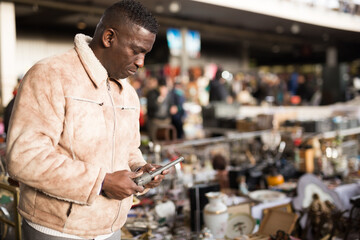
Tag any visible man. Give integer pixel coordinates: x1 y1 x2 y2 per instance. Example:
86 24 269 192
169 79 186 139
146 77 177 141
208 67 229 103
6 1 169 239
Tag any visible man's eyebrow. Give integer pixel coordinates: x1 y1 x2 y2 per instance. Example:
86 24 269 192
132 44 148 53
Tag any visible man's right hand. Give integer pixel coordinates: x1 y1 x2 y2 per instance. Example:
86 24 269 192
101 170 144 200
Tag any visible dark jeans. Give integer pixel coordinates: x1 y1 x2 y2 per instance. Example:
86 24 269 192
22 219 121 240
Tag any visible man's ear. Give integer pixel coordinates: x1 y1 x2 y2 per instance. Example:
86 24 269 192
101 28 115 48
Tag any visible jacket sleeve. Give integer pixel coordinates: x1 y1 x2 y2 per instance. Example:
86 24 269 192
5 63 106 205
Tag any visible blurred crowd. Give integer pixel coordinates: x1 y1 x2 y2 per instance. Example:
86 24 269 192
131 64 322 106
128 64 329 141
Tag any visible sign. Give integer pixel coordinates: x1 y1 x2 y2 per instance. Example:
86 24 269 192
166 28 201 58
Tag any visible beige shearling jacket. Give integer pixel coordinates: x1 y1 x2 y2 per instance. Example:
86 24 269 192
5 34 147 238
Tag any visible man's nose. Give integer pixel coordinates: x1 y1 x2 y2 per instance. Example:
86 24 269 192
134 54 145 68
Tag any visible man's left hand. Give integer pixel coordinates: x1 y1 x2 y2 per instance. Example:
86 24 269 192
137 163 171 188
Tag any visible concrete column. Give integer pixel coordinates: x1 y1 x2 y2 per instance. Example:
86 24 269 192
180 27 189 78
321 46 344 104
240 41 250 72
326 46 337 67
0 2 17 107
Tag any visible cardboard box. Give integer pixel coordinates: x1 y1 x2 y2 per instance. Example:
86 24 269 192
227 202 252 216
236 119 257 132
248 210 298 240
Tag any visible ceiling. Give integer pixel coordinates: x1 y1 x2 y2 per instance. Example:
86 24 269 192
8 0 360 65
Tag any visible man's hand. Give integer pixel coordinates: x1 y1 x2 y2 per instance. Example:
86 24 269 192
170 105 178 115
138 163 171 188
101 170 144 200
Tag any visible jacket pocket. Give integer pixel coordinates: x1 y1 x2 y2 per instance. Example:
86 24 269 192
64 197 120 232
33 190 73 227
63 95 110 166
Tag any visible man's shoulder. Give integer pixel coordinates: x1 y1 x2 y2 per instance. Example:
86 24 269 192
27 49 80 77
36 48 77 67
23 48 80 85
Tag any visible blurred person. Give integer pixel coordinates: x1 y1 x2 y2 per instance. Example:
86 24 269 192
131 77 143 97
237 81 257 105
211 154 229 190
4 77 21 136
197 71 210 106
288 69 299 96
169 79 186 139
253 75 268 105
130 77 148 130
146 77 177 141
208 67 230 103
276 73 289 105
352 67 360 94
266 73 281 105
186 70 200 104
296 74 312 104
6 1 171 239
230 72 244 101
185 66 204 104
143 75 158 96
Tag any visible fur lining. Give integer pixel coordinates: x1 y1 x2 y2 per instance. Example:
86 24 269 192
74 34 108 87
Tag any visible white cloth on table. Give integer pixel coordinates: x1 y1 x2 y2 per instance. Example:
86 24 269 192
251 197 292 220
334 183 360 211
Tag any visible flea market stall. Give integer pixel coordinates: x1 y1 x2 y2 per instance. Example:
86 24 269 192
120 103 360 239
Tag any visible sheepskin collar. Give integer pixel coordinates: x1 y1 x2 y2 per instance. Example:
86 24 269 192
74 34 108 87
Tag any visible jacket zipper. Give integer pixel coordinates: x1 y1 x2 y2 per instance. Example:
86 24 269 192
106 78 122 231
64 96 104 106
106 79 116 171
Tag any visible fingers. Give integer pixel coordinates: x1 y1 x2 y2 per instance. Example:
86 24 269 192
102 162 175 199
134 185 144 194
161 169 171 175
144 174 165 188
102 170 146 200
153 174 165 181
128 163 172 190
130 170 143 179
144 164 157 172
128 172 145 193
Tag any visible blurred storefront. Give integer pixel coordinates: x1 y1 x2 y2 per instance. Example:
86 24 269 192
1 0 360 105
0 0 360 239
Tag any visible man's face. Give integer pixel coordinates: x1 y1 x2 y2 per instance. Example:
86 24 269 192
105 24 156 79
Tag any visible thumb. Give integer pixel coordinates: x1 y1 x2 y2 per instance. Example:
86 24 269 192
130 170 143 179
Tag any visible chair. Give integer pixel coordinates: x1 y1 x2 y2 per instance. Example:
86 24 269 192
292 174 343 239
343 195 360 240
154 124 177 142
0 182 21 240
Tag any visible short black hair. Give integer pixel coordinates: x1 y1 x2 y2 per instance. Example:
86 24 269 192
101 0 159 34
157 77 167 87
212 154 227 171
